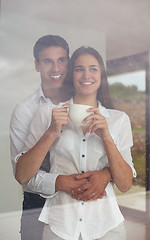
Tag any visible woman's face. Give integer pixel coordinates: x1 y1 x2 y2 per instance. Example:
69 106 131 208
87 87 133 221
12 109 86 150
73 54 101 97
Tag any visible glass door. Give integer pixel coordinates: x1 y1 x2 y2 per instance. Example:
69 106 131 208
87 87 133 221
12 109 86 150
107 52 150 220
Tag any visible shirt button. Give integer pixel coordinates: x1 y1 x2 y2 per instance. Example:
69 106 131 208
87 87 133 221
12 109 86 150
83 139 86 142
79 218 82 221
81 202 84 205
82 154 85 157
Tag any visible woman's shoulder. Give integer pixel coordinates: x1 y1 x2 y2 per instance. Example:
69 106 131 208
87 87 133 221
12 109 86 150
107 108 130 122
99 101 129 121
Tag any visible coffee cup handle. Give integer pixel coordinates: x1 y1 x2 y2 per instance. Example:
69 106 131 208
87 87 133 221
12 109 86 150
63 105 69 112
59 105 70 112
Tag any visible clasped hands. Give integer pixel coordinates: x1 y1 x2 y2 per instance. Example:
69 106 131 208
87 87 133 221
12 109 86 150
56 168 111 201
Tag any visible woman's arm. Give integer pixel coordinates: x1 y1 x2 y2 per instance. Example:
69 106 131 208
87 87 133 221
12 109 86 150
101 136 133 192
83 108 134 193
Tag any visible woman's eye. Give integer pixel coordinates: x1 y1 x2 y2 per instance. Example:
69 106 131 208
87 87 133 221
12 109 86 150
91 68 98 72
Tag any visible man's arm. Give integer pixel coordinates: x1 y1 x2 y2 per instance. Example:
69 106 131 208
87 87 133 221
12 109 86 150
15 104 70 184
11 104 111 200
10 104 32 175
10 104 88 198
24 171 88 198
10 103 52 195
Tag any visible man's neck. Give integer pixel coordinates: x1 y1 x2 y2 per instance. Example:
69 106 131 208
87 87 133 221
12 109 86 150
42 84 65 105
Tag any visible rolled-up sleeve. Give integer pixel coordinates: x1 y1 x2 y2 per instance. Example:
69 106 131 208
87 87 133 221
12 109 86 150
23 170 59 198
17 104 59 197
118 113 136 177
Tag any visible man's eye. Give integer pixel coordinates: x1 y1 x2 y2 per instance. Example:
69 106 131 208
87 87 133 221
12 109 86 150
75 68 84 72
58 57 67 63
43 59 52 64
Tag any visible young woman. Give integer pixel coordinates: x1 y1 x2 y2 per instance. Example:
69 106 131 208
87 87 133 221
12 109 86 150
16 46 136 240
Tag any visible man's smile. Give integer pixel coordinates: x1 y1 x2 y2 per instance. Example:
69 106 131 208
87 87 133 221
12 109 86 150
50 74 63 79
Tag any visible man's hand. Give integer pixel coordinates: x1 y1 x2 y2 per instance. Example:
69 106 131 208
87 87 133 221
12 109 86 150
55 174 88 195
71 168 111 201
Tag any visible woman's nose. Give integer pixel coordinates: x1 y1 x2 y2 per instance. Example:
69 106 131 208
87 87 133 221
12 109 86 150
83 69 90 79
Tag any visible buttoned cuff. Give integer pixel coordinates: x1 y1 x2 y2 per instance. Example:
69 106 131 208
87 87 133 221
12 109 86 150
40 173 59 198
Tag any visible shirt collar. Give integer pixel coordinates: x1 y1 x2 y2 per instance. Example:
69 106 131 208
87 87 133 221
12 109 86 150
39 91 110 119
39 85 71 107
39 85 53 105
97 101 110 119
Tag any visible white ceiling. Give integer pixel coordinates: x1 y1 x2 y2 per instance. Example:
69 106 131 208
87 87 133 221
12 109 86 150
1 0 150 60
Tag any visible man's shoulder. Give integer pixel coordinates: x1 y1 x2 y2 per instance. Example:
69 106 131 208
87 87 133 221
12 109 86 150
10 88 41 123
13 88 40 113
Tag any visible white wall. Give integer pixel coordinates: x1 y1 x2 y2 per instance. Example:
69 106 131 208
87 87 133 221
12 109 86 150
0 11 105 213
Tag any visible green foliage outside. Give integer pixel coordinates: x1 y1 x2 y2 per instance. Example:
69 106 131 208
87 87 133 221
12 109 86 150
109 82 146 186
109 82 145 102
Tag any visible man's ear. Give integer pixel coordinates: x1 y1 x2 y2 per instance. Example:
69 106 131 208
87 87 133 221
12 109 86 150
35 60 40 72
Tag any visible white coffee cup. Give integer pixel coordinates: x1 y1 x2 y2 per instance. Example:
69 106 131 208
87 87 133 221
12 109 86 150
69 104 94 126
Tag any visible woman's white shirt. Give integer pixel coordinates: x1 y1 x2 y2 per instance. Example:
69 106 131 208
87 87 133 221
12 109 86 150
21 99 136 240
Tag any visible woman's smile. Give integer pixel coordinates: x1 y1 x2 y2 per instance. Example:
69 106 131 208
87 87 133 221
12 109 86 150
80 81 94 85
73 54 101 97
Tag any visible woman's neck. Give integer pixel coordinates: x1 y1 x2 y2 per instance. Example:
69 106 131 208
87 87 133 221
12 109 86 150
73 94 97 107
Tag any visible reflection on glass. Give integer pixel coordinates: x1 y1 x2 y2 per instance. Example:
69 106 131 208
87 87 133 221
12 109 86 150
108 70 146 211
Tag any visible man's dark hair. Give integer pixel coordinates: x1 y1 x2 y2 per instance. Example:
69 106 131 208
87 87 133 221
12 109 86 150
33 35 69 63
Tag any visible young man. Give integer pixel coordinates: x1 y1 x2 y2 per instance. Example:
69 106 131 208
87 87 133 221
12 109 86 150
10 35 111 240
10 35 71 240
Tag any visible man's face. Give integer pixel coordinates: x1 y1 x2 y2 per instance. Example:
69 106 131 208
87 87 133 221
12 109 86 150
35 46 68 89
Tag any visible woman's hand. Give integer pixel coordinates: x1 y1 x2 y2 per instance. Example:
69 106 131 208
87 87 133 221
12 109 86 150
83 107 111 140
48 102 70 136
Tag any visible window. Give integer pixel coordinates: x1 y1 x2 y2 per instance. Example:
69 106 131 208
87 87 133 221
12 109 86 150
107 52 150 220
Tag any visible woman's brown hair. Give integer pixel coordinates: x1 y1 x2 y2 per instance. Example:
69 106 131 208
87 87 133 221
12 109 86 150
66 46 113 109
